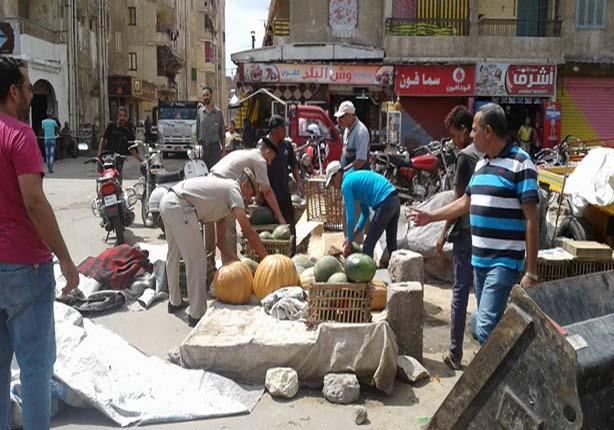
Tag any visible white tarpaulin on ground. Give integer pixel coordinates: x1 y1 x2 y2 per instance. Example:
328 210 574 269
49 303 263 427
564 148 614 216
173 302 398 394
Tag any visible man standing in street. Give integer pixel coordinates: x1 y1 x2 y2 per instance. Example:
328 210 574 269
325 161 400 259
98 107 144 170
411 103 539 346
196 86 225 170
0 57 79 430
210 138 286 263
438 106 480 370
266 115 303 254
41 110 58 174
335 101 370 171
160 168 267 327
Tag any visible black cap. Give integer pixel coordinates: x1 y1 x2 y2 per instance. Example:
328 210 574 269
268 115 289 129
260 136 278 154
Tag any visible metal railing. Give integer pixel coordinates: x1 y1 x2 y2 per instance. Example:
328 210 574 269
478 18 562 37
385 17 470 36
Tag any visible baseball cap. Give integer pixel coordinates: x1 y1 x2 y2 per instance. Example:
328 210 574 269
325 160 342 188
334 101 356 118
242 167 259 196
268 115 290 129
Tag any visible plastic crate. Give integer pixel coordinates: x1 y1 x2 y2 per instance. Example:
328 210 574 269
240 224 293 262
305 177 345 231
569 259 614 277
306 282 372 327
537 260 570 283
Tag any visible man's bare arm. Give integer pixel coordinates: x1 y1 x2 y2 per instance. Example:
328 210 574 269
216 219 239 262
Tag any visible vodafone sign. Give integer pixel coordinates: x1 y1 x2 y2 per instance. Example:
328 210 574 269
395 65 475 96
476 64 556 97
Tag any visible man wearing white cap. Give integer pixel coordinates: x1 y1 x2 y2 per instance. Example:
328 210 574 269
334 101 370 171
325 161 400 258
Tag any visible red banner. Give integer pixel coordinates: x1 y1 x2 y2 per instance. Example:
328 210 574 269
395 65 475 96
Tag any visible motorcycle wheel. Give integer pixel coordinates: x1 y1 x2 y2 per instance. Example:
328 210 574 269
111 215 125 245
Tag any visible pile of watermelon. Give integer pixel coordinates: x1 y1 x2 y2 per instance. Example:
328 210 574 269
293 253 377 288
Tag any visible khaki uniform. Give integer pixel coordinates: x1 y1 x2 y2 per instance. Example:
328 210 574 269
160 176 244 319
211 149 270 263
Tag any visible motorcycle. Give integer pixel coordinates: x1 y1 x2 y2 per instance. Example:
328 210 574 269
144 144 209 232
85 150 139 244
372 143 444 203
426 139 457 192
296 123 328 178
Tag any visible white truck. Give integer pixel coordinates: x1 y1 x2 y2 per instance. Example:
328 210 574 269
156 100 198 156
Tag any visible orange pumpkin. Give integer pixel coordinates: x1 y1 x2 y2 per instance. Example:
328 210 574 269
213 261 253 304
253 254 299 299
371 281 387 311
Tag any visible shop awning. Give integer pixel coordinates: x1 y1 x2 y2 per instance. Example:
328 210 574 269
231 43 384 64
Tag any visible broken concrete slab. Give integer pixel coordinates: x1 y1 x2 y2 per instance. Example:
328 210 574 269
388 250 424 285
322 373 360 404
386 282 423 360
265 367 299 399
396 355 430 384
354 405 368 425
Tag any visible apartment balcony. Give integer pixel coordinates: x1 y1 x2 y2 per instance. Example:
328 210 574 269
478 18 563 37
385 17 470 37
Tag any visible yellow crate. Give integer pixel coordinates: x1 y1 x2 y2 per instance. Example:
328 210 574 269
306 282 372 327
305 177 345 231
240 224 293 262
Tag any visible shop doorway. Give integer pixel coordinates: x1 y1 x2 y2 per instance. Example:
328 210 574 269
31 79 57 155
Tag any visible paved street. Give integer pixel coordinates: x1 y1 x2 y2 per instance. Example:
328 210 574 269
44 156 478 430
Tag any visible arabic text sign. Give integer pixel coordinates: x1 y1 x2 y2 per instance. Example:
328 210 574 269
241 63 394 86
395 65 475 96
476 64 556 96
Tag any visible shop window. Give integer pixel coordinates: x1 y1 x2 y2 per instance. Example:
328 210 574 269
129 52 137 71
298 118 332 139
577 0 607 29
128 7 137 26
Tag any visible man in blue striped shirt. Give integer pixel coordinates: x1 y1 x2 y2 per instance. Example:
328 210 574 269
411 103 539 345
325 161 400 258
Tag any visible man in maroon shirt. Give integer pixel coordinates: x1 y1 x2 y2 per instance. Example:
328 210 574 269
0 57 79 429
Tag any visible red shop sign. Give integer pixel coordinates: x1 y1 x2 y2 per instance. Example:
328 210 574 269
395 65 475 96
506 65 556 96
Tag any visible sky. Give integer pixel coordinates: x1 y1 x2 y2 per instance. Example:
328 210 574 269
225 0 270 77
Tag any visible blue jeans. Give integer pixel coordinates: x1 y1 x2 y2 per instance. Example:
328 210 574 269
0 262 56 430
45 138 56 173
449 230 473 363
362 193 400 258
471 266 520 344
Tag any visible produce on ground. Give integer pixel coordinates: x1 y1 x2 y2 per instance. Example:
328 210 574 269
253 254 299 299
212 261 254 305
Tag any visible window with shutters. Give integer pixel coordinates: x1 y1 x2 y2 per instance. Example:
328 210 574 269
204 41 216 63
128 7 137 26
577 0 607 29
129 52 137 71
115 32 122 53
192 68 197 81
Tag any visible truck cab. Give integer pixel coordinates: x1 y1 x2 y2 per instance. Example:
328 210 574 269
156 101 198 156
289 105 342 163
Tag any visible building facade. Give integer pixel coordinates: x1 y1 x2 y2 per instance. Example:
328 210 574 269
233 0 613 147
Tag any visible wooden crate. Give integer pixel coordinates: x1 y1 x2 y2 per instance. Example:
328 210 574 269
536 248 574 283
569 259 614 277
240 224 293 262
306 282 372 327
305 177 345 231
557 238 613 261
179 255 216 300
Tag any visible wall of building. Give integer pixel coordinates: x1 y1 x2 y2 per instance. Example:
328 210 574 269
559 0 614 59
287 0 383 48
477 0 516 18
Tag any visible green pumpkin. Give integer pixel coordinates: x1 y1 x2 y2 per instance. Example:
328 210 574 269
344 253 377 283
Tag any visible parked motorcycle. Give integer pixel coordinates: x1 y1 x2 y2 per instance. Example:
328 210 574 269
296 123 328 178
144 144 209 232
85 151 139 244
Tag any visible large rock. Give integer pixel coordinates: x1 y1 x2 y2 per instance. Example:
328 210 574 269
396 355 430 383
322 373 360 404
265 367 299 399
388 250 424 285
386 282 423 360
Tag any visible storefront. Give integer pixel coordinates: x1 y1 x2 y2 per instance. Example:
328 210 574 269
237 63 394 138
475 64 557 147
108 76 159 126
394 65 475 147
557 63 614 143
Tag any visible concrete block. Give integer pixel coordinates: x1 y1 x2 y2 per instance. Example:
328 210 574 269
396 355 430 384
388 250 424 285
385 282 423 360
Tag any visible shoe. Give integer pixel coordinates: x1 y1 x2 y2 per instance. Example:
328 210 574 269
167 301 186 314
443 353 462 371
188 315 201 328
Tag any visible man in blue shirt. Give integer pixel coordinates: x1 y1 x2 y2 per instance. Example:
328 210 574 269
411 103 539 346
325 161 400 258
41 111 58 173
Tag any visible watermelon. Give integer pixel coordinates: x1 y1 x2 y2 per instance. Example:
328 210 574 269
344 253 377 283
251 206 276 225
272 224 291 240
327 272 348 283
352 242 362 253
241 257 259 275
259 231 273 240
292 254 316 270
314 256 343 282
